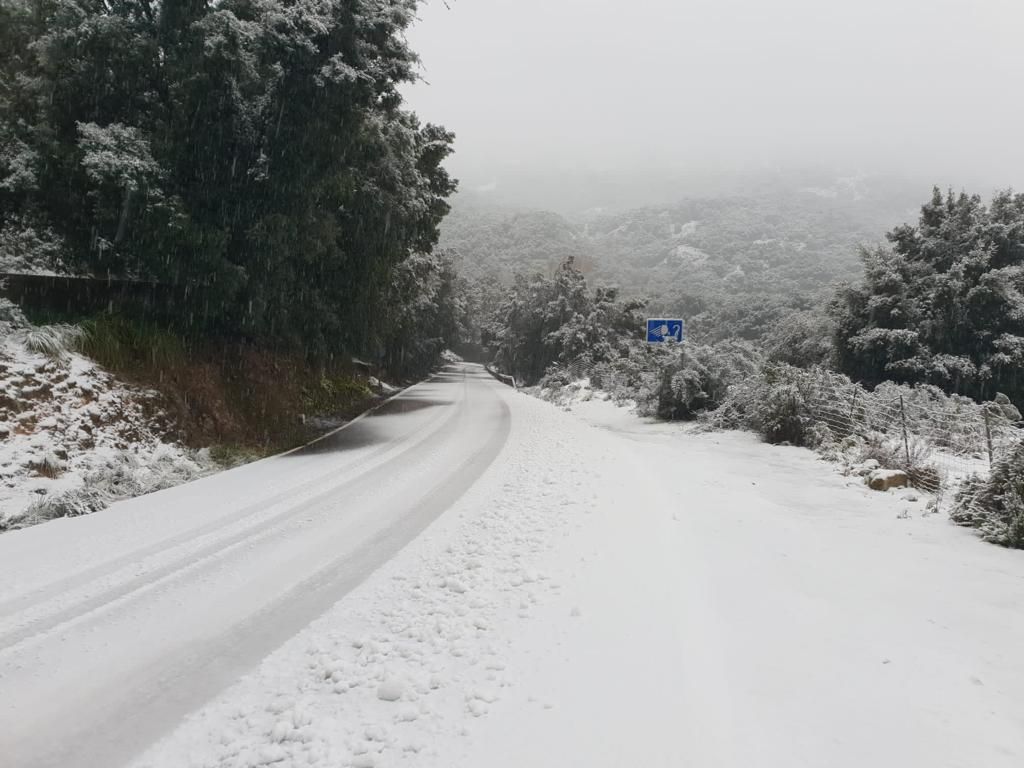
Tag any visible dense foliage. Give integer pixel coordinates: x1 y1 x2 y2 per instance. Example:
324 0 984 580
485 258 642 385
832 189 1024 403
952 439 1024 548
0 0 457 366
481 256 761 419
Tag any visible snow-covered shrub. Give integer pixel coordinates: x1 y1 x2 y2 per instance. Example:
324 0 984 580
5 448 212 530
712 364 816 445
544 339 762 420
951 440 1024 548
15 487 109 528
28 451 66 479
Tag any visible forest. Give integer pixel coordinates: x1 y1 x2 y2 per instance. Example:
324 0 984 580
0 0 460 370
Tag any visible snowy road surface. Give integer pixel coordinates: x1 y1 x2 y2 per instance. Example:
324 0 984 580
0 365 510 768
4 366 1024 768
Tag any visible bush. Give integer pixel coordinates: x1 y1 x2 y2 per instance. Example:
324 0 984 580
951 440 1024 548
541 340 763 421
302 375 373 417
712 364 817 445
4 448 211 530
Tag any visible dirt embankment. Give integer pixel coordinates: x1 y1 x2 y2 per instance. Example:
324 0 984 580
1 302 396 529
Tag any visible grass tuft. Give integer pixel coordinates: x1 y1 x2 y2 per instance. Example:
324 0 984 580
19 324 86 360
75 313 186 374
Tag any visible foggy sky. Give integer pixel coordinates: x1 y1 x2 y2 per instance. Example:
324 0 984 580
403 0 1024 202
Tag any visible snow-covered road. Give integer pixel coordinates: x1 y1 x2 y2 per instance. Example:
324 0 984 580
0 364 510 768
4 365 1024 768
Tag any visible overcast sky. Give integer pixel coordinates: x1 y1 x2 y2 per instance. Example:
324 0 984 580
403 0 1024 200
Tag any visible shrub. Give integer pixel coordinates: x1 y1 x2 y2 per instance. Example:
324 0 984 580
28 452 66 479
951 440 1024 548
712 364 816 445
3 448 211 530
302 375 373 416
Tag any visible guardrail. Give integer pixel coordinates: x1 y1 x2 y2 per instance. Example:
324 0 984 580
485 365 518 390
0 271 185 319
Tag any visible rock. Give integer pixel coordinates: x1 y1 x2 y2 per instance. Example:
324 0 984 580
988 394 1022 422
1001 404 1023 422
867 469 909 491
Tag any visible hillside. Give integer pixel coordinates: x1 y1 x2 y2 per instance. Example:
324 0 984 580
440 175 922 344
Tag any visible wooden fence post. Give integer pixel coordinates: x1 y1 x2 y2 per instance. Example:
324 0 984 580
899 395 911 465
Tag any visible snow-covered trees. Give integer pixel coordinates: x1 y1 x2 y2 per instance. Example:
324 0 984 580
0 0 456 366
832 188 1024 404
380 250 468 379
486 258 644 385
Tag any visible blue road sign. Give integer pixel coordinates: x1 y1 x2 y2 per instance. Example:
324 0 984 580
646 318 685 343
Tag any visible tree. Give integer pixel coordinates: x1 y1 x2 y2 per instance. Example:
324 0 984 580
831 188 1024 405
0 0 456 365
488 257 644 385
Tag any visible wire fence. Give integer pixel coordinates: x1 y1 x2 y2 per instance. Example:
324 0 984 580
546 356 1022 504
792 368 1021 497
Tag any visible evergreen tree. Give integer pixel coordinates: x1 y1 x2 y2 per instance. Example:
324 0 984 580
0 0 456 366
832 188 1024 404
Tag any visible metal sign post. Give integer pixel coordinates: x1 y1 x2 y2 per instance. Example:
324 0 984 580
646 318 685 344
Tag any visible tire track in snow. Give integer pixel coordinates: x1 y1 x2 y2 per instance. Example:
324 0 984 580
0 380 462 650
0 364 512 768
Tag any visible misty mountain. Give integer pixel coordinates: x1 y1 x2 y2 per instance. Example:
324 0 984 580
442 173 925 343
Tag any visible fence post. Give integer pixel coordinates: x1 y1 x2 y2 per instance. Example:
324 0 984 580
899 395 911 464
983 408 994 466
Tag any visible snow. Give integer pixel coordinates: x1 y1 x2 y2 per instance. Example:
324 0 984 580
0 330 211 528
129 372 1024 768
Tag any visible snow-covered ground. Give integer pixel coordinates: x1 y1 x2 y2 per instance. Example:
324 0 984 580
131 381 1024 768
0 324 210 529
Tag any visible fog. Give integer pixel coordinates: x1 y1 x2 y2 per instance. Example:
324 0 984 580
404 0 1024 209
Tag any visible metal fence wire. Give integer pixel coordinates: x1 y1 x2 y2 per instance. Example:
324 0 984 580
793 368 1020 497
549 357 1022 504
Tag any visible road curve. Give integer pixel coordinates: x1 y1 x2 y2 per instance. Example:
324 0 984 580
0 363 511 768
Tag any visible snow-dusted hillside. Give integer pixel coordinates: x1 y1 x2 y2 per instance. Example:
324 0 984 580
0 302 210 529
